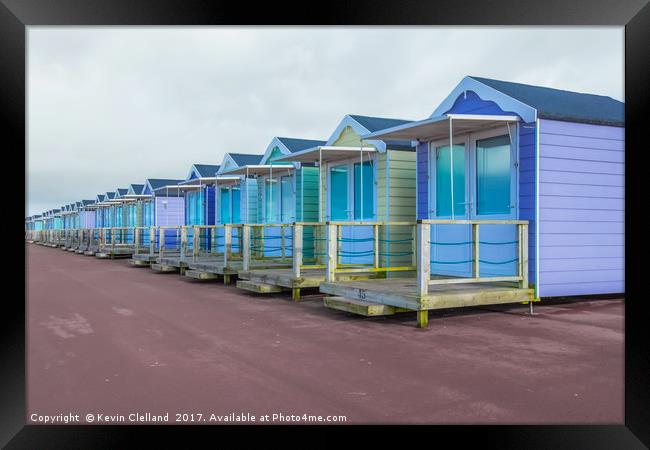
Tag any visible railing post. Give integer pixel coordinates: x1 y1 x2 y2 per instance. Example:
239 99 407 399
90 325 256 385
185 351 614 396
243 225 251 271
293 223 302 279
281 225 286 259
160 228 166 257
373 224 379 269
325 223 337 283
211 226 217 255
472 223 480 279
224 224 232 266
193 226 199 258
134 228 141 254
417 222 430 299
180 226 188 261
149 227 155 257
519 223 529 289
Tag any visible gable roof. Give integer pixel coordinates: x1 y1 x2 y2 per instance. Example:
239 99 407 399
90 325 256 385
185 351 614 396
276 137 326 153
326 114 415 151
229 153 264 166
144 178 184 194
191 164 221 178
81 199 95 206
469 76 624 126
115 188 128 198
128 184 144 195
261 136 327 165
348 115 413 133
96 194 106 202
432 76 623 126
105 192 116 200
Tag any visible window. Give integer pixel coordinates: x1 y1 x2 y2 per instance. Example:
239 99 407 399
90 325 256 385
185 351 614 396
353 161 373 220
435 144 466 217
476 135 511 215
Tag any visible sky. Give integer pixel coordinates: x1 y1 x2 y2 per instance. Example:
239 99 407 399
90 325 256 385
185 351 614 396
27 26 624 216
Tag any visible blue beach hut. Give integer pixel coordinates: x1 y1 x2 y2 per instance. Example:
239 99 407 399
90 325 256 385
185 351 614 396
365 76 624 298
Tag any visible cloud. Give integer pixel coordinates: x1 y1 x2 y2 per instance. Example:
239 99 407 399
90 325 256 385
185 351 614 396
27 26 623 215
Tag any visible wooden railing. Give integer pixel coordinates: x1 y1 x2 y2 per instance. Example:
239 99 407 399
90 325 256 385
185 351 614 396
416 220 529 297
324 221 417 282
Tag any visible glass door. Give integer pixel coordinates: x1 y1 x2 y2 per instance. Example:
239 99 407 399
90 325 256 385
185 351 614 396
471 133 518 277
329 165 348 221
430 142 472 277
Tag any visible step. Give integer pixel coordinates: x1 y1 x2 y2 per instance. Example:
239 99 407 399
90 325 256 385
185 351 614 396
150 263 178 273
129 259 151 267
185 269 218 280
323 296 411 317
236 279 283 294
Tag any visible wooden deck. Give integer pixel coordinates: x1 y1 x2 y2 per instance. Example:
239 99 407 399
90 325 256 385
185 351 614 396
152 255 223 275
186 258 292 284
236 267 382 301
95 246 135 259
130 253 158 266
320 277 534 327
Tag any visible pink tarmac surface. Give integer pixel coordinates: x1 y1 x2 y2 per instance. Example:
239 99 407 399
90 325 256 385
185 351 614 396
27 243 624 424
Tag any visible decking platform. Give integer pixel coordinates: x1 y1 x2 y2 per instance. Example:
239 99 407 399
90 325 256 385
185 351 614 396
130 253 158 267
152 255 222 275
320 277 534 327
236 267 380 301
186 259 291 284
95 246 135 259
83 245 99 256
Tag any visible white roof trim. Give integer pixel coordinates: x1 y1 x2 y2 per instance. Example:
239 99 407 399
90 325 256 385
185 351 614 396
325 115 387 153
431 76 536 124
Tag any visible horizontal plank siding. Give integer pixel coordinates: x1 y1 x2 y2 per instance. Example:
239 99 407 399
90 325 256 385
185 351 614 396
538 119 624 297
416 142 428 220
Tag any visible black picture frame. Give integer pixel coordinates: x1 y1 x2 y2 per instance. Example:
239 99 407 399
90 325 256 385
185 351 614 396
4 0 648 447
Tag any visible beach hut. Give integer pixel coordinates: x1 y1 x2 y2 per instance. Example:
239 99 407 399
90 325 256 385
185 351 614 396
95 188 135 259
185 153 264 282
324 75 624 327
29 215 44 242
94 194 106 228
123 184 145 228
181 164 219 226
238 117 418 299
102 191 117 228
51 208 63 246
215 153 263 224
75 200 97 253
217 137 325 287
62 203 80 250
132 178 185 270
151 165 221 273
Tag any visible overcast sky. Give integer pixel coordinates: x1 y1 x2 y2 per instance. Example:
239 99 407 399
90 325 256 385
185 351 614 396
27 26 623 216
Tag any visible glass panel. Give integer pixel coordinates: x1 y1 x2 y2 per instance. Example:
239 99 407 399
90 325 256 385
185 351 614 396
280 176 293 222
220 188 231 224
265 178 279 223
232 188 241 224
435 144 465 217
354 161 374 220
476 135 511 215
330 166 348 220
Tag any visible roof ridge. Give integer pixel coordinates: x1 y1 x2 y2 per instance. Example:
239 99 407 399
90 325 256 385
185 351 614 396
469 76 621 101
